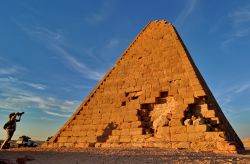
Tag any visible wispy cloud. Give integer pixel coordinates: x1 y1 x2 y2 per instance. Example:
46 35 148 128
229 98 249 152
234 83 250 93
18 24 104 81
39 117 53 121
0 56 26 75
22 81 47 90
0 77 47 90
105 38 119 48
215 81 250 118
174 0 198 27
44 111 70 118
0 68 17 75
84 0 114 25
229 5 250 25
52 45 103 81
0 79 80 117
222 4 250 48
216 81 250 98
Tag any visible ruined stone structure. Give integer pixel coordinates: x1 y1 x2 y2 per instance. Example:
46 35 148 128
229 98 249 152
43 20 245 153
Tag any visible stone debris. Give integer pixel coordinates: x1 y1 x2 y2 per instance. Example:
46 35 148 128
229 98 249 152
42 20 245 153
0 155 35 164
0 148 250 164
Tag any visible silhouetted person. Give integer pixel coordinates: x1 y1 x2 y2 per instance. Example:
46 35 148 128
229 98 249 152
1 112 24 149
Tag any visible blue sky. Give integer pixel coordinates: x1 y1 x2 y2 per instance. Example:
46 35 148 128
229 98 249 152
0 0 250 140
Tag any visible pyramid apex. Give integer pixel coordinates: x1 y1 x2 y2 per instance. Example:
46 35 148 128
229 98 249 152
151 19 169 24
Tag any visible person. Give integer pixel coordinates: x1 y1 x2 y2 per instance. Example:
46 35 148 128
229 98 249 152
1 112 24 149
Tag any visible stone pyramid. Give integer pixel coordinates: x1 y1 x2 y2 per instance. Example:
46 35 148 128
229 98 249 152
43 20 244 153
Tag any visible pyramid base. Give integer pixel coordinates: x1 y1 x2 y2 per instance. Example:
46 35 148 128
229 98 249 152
42 140 243 154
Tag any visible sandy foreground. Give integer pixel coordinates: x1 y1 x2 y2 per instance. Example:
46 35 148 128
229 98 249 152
0 147 250 164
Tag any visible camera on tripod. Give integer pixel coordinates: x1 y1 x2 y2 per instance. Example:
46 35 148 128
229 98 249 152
17 112 24 116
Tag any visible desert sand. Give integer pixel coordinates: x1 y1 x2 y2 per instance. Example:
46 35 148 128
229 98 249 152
0 147 250 164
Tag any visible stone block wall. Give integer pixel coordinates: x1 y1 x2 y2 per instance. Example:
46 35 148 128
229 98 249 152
42 20 244 153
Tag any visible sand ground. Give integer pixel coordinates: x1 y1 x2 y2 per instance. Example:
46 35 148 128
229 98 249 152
0 147 250 164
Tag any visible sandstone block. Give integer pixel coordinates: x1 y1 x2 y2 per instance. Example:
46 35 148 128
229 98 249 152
86 136 97 143
72 132 79 137
124 114 138 122
112 130 121 136
216 141 237 151
107 135 120 142
101 143 111 148
120 129 130 136
86 130 96 137
193 84 203 91
120 136 131 142
131 143 144 148
64 143 75 147
84 119 92 124
127 100 141 110
145 137 157 142
171 133 188 142
190 78 200 85
157 126 170 135
155 133 171 141
169 119 182 126
168 88 178 96
141 142 154 147
96 130 104 136
188 132 205 142
190 141 217 151
194 90 206 97
170 126 186 134
78 137 87 143
60 131 72 137
57 137 68 143
187 125 208 133
48 143 58 148
92 118 101 125
67 136 78 142
172 142 190 149
131 134 151 142
101 117 111 124
88 125 96 130
94 142 102 148
130 121 143 128
120 122 131 129
204 110 216 118
184 98 195 104
75 142 89 148
211 117 220 124
175 104 188 112
130 128 143 135
153 142 172 148
200 104 208 110
172 111 185 119
205 132 226 141
144 97 155 104
71 125 82 131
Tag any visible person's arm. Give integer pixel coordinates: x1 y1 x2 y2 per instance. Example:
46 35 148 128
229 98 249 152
10 113 18 122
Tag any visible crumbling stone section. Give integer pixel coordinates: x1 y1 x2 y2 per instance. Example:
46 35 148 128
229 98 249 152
42 20 245 153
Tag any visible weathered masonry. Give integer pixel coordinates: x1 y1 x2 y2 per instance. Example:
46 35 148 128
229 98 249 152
43 20 245 153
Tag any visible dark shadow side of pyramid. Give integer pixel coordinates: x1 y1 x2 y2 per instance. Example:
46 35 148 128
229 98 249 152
43 20 245 153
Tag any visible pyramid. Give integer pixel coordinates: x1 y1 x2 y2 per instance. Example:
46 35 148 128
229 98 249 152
43 20 244 153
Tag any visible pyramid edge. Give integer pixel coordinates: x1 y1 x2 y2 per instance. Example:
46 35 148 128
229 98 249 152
168 25 245 152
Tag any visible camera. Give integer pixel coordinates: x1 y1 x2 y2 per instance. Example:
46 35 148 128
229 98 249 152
17 112 24 116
